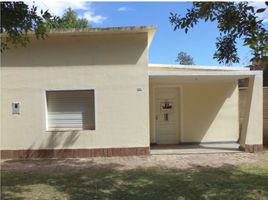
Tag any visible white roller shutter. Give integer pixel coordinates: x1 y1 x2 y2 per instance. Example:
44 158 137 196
46 90 95 130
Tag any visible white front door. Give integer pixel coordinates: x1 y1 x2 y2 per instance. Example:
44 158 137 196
155 87 180 144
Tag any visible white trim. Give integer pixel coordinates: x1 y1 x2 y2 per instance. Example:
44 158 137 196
94 89 98 131
45 87 97 91
180 86 184 142
151 85 156 143
152 84 183 144
44 87 97 131
152 85 156 143
148 64 250 71
149 70 262 77
239 87 248 90
44 91 48 131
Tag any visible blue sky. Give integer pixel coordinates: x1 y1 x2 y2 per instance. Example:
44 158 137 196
32 1 268 67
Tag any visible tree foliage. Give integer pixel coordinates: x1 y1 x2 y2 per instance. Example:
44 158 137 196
45 8 89 29
1 2 89 52
1 1 53 52
176 51 194 65
169 2 268 65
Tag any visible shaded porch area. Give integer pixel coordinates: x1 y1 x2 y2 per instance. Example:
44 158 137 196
149 67 263 153
150 143 241 155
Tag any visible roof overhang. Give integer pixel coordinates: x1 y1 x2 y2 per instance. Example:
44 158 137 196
149 70 263 82
149 70 262 77
148 64 250 71
0 26 157 48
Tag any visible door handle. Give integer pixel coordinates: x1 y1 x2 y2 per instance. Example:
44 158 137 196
156 115 158 120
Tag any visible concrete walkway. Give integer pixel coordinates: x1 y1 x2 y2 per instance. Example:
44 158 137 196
150 143 241 155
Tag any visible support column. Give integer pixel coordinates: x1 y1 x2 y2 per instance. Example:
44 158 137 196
240 74 263 152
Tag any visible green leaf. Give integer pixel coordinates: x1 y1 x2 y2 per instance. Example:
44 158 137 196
256 8 266 13
169 2 268 65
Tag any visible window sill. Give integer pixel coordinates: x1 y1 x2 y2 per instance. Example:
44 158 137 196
46 128 95 132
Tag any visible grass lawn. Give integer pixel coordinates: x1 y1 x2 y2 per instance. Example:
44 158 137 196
1 162 268 200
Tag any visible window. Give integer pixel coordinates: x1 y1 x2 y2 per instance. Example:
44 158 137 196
46 90 95 130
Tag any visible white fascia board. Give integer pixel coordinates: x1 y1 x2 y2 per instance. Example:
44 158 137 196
148 64 250 71
148 70 262 77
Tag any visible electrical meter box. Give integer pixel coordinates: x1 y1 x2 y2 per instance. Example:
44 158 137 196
12 102 20 114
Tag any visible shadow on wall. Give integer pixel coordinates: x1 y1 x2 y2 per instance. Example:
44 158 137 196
182 81 238 143
239 87 268 146
2 33 147 67
264 135 268 146
40 130 81 149
24 130 81 158
2 163 268 200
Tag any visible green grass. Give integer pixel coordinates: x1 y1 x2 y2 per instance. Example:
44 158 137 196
1 163 268 200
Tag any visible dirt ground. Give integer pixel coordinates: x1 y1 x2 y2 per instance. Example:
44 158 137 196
1 151 268 172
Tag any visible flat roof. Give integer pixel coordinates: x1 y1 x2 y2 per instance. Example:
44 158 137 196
149 64 250 71
1 26 157 47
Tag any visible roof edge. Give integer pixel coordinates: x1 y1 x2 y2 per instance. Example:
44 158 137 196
1 25 157 48
149 70 263 77
149 64 250 71
0 26 157 37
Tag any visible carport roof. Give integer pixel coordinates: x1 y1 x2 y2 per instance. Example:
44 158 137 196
148 64 250 71
149 69 262 81
149 70 262 77
149 64 262 79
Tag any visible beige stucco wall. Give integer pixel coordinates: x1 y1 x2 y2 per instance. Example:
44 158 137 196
150 79 239 143
1 33 150 150
239 87 266 145
240 75 263 146
182 81 239 142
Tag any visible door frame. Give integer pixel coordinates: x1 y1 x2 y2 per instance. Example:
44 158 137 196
151 84 184 144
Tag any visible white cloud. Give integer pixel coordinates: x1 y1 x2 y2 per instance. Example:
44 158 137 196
24 0 106 24
117 7 129 12
80 11 106 24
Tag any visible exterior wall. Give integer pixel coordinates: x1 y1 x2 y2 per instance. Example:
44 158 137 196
182 81 239 142
150 79 239 143
240 74 263 151
239 87 268 146
1 33 150 151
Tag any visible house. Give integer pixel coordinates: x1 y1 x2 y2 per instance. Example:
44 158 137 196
0 26 263 159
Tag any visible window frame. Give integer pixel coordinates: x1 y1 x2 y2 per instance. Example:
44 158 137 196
44 88 97 132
